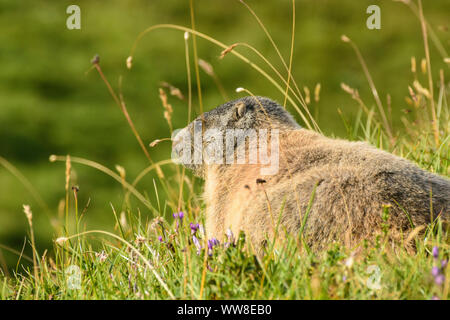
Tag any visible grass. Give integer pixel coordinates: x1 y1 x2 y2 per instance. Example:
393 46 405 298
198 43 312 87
0 210 448 299
0 0 449 300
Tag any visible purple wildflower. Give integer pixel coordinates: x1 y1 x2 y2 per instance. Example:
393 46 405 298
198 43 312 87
192 235 202 255
224 228 235 248
342 275 347 282
158 236 163 243
431 266 440 277
435 274 445 286
207 238 220 256
431 262 446 287
207 238 219 249
441 259 448 269
173 211 184 231
432 246 439 259
190 223 200 235
209 238 220 248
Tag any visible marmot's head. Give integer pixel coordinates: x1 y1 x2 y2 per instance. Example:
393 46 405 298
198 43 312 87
172 96 300 177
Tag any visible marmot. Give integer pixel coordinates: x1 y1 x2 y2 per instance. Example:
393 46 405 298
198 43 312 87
172 96 449 252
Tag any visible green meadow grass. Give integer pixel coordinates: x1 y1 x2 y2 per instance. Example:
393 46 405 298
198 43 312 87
0 0 449 300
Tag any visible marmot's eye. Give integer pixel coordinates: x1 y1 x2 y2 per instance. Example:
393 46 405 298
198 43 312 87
233 102 247 120
233 108 239 120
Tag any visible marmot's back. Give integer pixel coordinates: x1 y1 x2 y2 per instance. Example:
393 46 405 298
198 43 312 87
217 129 449 250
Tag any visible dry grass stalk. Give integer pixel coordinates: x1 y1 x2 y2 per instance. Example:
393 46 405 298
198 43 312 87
411 56 416 73
159 88 173 132
160 81 184 100
303 86 311 105
314 83 321 102
23 204 39 297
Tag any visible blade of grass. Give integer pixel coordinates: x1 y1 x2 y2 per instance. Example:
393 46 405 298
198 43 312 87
283 0 296 108
129 24 316 130
418 0 439 146
49 155 158 215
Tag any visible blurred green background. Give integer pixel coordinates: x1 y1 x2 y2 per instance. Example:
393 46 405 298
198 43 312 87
0 0 449 269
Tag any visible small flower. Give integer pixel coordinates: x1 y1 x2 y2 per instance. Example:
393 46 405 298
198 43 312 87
207 238 220 256
224 228 236 248
431 266 440 277
190 223 200 235
441 259 448 269
173 211 184 220
173 212 184 231
95 251 108 263
342 275 347 282
432 246 439 259
208 238 219 249
431 296 440 300
192 235 202 255
158 236 163 243
435 274 445 286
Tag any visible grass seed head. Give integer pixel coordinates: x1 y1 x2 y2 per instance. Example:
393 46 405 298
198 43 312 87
304 86 311 105
198 59 214 76
91 54 100 65
411 56 416 73
126 56 133 69
23 204 33 226
55 237 68 246
420 58 427 74
220 43 238 59
314 83 321 102
341 35 350 43
115 165 126 180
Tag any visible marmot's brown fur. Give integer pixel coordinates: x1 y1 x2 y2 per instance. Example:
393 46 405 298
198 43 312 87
172 96 449 252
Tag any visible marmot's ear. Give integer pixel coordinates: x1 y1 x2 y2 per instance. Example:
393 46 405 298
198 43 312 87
233 102 247 120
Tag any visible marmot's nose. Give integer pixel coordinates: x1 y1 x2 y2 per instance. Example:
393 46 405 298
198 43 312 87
172 127 187 149
171 127 190 162
172 137 181 149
